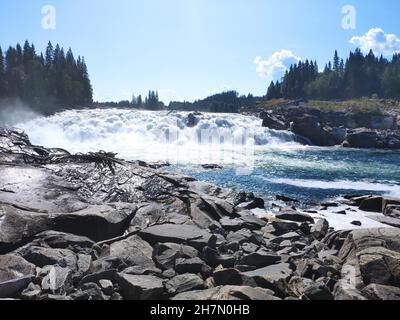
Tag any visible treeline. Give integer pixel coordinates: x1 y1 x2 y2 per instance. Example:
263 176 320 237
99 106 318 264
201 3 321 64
0 41 93 114
267 49 400 100
103 90 165 110
169 91 257 113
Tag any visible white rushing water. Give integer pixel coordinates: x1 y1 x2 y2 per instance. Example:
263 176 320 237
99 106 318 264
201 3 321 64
264 178 400 199
17 108 301 165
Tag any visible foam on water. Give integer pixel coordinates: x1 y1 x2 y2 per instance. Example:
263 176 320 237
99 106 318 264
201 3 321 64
265 178 400 199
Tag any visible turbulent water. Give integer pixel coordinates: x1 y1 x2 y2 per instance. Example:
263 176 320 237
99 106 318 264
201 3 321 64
17 108 400 204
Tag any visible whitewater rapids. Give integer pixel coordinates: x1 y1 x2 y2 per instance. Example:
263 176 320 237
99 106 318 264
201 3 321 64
17 109 301 166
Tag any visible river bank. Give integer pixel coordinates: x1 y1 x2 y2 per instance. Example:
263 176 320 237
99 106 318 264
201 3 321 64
1 127 400 300
256 102 400 149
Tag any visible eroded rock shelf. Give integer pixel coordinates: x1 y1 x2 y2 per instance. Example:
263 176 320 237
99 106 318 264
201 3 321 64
1 127 400 300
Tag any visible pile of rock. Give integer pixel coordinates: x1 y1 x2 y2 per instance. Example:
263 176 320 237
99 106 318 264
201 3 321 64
1 128 400 300
259 106 400 149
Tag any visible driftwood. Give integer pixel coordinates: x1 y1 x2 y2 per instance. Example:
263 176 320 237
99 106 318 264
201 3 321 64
52 151 125 174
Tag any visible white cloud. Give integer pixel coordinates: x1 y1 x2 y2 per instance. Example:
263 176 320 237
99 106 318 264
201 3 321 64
254 50 301 80
349 28 400 56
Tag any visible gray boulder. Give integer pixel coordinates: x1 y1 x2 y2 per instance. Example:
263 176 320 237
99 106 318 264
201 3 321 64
117 274 164 300
165 274 204 295
275 207 314 223
139 224 215 251
41 266 73 295
172 285 280 300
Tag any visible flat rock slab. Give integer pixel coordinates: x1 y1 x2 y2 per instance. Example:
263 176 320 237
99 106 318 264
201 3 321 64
239 251 281 268
244 263 293 296
275 208 314 223
0 276 33 299
0 254 36 282
117 274 164 300
139 224 215 250
172 285 280 300
0 203 137 253
165 273 204 295
0 254 34 298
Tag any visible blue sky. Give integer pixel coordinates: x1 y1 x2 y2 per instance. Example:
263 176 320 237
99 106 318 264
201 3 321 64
1 0 400 103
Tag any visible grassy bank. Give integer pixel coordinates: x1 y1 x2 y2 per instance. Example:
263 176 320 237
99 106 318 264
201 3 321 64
257 98 400 115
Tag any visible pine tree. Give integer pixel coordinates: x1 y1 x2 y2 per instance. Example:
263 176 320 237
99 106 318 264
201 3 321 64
45 41 54 68
333 50 340 73
266 81 276 99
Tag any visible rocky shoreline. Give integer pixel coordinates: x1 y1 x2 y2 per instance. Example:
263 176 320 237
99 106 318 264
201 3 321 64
1 127 400 300
259 105 400 149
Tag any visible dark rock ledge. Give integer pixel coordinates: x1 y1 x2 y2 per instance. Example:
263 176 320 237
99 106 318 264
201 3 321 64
0 127 400 301
259 106 400 149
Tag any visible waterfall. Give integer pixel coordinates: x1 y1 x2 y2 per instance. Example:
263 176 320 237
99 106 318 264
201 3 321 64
17 108 302 165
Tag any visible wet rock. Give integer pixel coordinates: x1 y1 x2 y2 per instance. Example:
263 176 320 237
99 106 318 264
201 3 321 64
271 220 299 236
172 285 280 300
359 196 383 213
261 113 287 131
165 274 204 295
117 274 164 300
235 198 265 210
275 207 314 223
139 224 215 251
185 113 201 128
201 164 223 170
351 221 362 227
343 129 383 149
291 115 337 146
276 195 298 203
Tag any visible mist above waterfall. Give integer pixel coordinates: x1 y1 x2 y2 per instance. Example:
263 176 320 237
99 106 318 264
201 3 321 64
0 99 40 127
16 108 301 166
